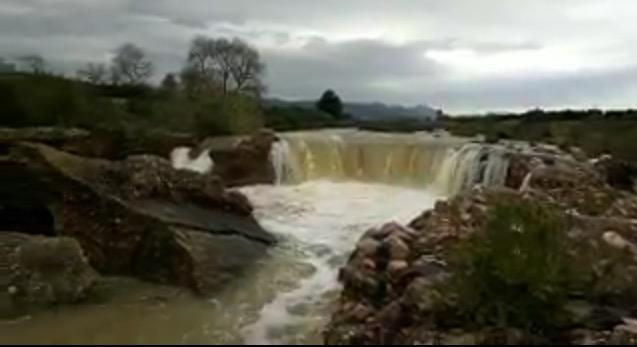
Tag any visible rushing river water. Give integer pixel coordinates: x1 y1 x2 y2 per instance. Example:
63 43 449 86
0 130 510 344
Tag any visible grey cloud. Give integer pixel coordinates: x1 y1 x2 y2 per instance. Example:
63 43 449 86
1 0 636 112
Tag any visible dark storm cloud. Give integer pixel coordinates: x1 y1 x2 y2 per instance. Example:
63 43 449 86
1 0 636 112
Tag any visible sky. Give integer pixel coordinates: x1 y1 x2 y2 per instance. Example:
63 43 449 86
1 0 637 114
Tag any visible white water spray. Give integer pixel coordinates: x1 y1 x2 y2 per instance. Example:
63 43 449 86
170 147 214 174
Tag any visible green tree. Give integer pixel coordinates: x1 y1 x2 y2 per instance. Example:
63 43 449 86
316 89 343 118
160 73 179 92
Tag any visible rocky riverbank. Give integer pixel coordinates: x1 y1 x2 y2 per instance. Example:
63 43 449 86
325 143 637 345
0 127 277 317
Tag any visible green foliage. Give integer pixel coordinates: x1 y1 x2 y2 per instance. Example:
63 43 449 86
436 200 637 338
437 201 584 335
0 73 123 128
444 109 637 161
316 89 343 118
0 72 264 138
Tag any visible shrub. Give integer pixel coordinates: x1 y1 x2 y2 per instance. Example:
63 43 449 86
437 201 586 335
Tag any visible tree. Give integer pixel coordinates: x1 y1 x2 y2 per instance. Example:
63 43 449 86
160 73 179 92
76 62 108 85
111 43 154 85
18 54 46 74
316 89 343 118
185 36 265 96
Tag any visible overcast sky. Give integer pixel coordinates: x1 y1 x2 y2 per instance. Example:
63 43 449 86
1 0 637 113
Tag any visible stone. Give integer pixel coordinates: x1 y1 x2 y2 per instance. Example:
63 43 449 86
401 277 439 313
356 238 380 257
385 235 410 261
350 303 373 321
0 232 98 313
212 128 278 186
0 142 274 295
602 231 636 253
387 260 408 278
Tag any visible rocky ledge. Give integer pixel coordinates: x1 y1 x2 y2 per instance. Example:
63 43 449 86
325 144 637 345
0 136 275 314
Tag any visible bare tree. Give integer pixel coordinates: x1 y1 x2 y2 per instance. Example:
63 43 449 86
76 62 108 84
226 38 265 94
111 43 154 85
18 54 46 74
185 36 265 96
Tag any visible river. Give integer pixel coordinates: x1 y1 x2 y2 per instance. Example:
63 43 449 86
0 130 509 344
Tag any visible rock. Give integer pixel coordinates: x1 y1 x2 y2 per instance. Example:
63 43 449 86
387 260 408 278
569 146 588 161
608 319 637 344
350 303 373 321
356 238 380 258
385 234 410 261
212 128 278 186
602 231 636 253
439 330 479 345
0 142 274 295
401 277 439 313
0 232 98 315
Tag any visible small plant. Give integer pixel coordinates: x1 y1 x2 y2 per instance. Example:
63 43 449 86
437 200 588 336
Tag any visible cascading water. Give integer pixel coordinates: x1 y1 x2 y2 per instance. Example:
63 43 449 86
269 129 510 195
2 129 511 345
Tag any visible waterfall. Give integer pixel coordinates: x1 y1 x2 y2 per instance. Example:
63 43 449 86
269 130 510 195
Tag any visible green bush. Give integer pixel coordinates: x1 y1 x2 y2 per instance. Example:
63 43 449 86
435 199 637 339
437 201 586 335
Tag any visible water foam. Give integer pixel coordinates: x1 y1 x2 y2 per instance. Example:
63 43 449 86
170 147 214 174
239 181 443 344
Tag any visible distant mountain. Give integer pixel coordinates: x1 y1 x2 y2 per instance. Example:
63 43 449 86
264 98 438 120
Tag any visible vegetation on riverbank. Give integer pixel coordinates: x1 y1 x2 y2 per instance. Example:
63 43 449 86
435 200 635 340
442 109 637 162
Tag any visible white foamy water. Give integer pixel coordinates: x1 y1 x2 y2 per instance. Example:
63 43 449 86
170 146 214 174
239 181 443 344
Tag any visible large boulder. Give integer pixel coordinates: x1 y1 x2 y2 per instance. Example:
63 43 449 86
211 128 278 186
0 232 98 317
0 142 275 295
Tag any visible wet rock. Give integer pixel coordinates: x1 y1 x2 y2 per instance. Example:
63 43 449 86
0 232 98 315
0 142 274 295
387 260 408 279
385 235 409 261
212 128 278 187
356 238 380 258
